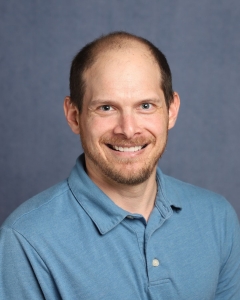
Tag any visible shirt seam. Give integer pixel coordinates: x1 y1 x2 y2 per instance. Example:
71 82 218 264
1 227 50 274
9 186 70 228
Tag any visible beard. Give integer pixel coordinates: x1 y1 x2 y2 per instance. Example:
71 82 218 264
80 132 168 186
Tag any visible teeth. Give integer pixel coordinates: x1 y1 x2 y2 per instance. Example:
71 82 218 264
113 145 143 152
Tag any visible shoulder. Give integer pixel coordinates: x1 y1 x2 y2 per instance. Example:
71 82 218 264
160 171 240 256
160 171 239 224
1 180 70 231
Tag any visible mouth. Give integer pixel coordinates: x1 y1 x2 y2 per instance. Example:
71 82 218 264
107 144 148 152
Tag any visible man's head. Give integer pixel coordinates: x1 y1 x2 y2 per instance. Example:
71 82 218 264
69 31 174 111
64 32 180 186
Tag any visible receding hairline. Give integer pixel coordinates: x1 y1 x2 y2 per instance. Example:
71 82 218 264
69 31 174 111
82 33 160 73
91 34 152 52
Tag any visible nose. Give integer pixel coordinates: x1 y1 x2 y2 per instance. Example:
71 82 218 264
113 112 141 139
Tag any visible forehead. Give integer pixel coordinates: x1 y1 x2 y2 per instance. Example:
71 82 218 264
83 45 161 87
81 45 163 106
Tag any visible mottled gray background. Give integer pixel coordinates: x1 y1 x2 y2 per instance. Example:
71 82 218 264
1 0 240 224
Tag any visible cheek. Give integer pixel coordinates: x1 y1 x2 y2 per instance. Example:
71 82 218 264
90 115 117 134
83 117 112 144
144 116 168 137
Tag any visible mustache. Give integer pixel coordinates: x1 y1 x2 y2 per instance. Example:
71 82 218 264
100 136 156 147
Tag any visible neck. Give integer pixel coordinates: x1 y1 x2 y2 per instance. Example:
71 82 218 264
86 163 158 221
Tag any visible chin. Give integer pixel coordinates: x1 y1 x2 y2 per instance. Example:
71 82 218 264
101 162 157 185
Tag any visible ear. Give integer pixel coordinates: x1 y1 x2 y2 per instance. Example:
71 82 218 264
63 96 81 134
168 92 180 130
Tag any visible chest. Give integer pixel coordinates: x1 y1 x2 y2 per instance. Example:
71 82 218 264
30 216 220 300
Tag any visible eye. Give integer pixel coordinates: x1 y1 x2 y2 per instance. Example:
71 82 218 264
100 105 113 111
141 103 152 109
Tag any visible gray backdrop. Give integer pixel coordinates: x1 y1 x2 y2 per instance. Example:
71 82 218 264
1 0 240 224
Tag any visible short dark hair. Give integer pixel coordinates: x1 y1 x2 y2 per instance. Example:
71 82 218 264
69 31 174 111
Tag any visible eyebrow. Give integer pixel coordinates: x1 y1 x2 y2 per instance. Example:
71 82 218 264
89 99 116 107
89 98 162 107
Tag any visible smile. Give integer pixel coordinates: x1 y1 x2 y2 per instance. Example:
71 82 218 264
108 144 147 152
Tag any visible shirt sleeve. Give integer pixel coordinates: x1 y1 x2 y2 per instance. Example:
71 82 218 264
215 206 240 299
0 227 58 300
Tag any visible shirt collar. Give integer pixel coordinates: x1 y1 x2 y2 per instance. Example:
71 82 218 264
68 154 182 235
155 168 182 212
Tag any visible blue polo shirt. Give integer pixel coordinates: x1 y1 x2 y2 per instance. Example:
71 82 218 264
0 155 240 299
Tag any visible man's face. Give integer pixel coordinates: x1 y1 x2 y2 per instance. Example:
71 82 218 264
78 46 174 186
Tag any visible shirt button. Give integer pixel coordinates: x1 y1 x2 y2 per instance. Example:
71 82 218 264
152 259 160 267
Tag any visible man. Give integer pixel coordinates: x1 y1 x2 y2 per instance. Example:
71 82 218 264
0 32 239 299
